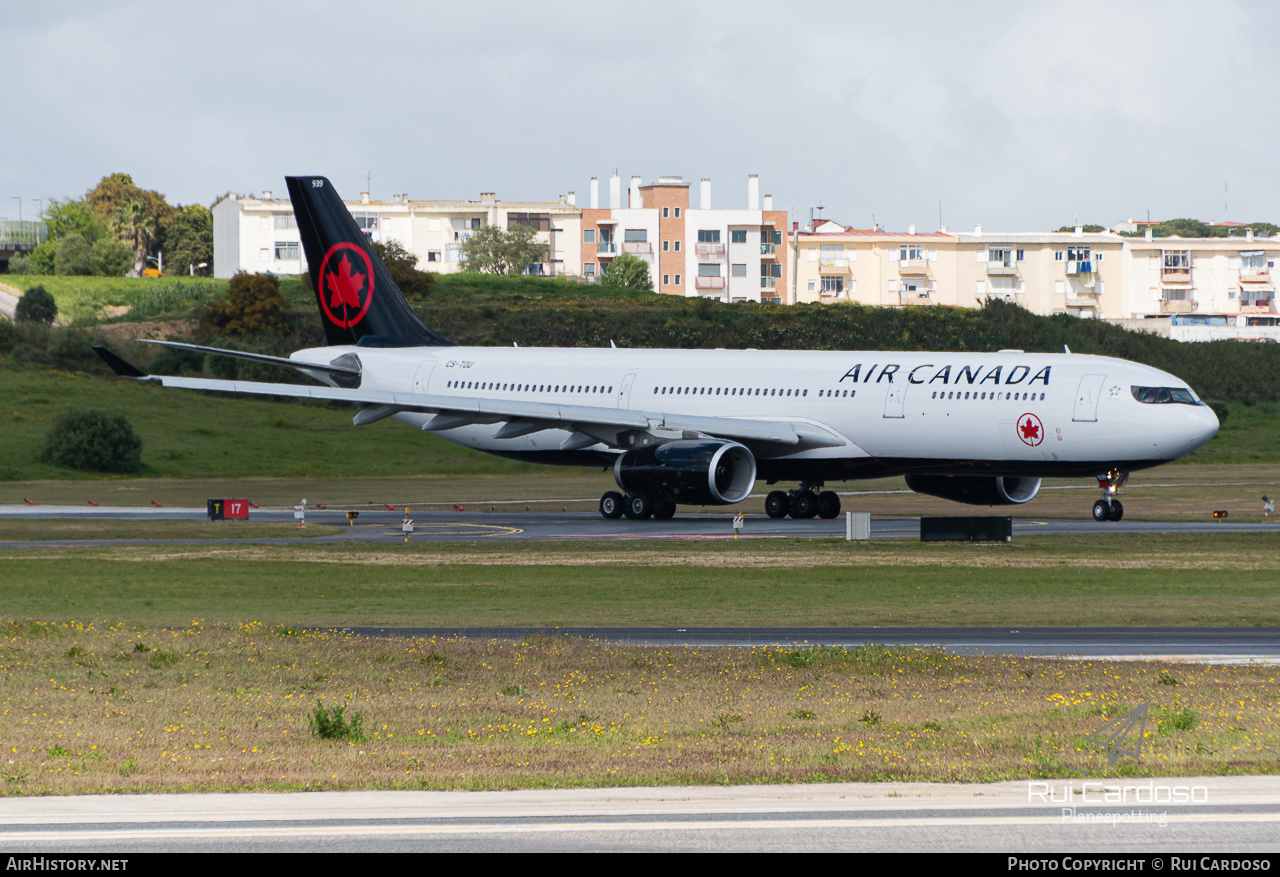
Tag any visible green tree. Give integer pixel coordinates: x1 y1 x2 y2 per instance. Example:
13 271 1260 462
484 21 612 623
28 240 59 274
162 203 213 276
459 224 547 274
43 198 109 244
600 251 653 292
54 233 93 276
91 237 133 276
15 286 57 325
87 173 174 276
40 409 142 474
371 239 434 298
201 272 290 338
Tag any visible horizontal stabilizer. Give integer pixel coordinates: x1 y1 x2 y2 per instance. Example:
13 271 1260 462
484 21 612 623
93 346 148 378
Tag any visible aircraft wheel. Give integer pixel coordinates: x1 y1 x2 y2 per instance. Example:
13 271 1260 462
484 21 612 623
1108 500 1124 522
817 490 841 519
652 498 676 520
600 491 624 519
1092 500 1110 522
791 491 818 519
765 490 790 519
624 493 653 520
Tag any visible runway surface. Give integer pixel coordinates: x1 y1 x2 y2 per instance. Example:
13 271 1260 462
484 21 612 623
2 779 1277 852
4 504 1278 545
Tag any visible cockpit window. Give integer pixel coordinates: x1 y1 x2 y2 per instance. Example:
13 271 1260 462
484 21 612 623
1131 386 1201 405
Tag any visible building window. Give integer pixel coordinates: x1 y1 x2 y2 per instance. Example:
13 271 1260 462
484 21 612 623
508 212 550 231
663 207 669 218
584 263 596 278
663 274 670 285
697 229 721 243
274 241 299 260
674 241 681 252
583 229 596 244
1242 251 1266 270
730 229 747 243
988 248 1012 266
899 244 924 261
674 274 681 286
427 251 441 262
674 208 681 218
820 244 842 260
623 229 647 242
273 214 297 229
821 276 844 293
1163 250 1190 272
663 240 669 252
698 263 721 277
731 263 747 277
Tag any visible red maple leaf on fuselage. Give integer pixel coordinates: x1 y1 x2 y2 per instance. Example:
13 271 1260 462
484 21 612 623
1020 418 1040 440
326 254 365 311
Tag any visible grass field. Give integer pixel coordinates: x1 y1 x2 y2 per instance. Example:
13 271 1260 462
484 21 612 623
3 533 1279 628
1 621 1274 794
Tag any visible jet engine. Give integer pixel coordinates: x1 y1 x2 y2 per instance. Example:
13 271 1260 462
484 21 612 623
614 440 757 506
904 474 1042 506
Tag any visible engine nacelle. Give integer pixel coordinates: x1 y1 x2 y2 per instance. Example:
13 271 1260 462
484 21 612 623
614 440 757 506
904 474 1042 506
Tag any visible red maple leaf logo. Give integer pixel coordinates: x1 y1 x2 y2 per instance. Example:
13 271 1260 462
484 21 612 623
326 254 365 311
1019 417 1040 441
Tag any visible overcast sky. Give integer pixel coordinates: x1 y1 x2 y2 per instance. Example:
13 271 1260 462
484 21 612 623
4 1 1276 232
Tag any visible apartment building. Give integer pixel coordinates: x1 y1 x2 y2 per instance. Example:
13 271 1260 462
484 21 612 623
579 173 788 302
212 189 582 279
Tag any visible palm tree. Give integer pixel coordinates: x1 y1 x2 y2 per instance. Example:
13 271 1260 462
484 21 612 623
112 199 157 277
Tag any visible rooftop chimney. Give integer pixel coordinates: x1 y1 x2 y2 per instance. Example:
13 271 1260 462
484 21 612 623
590 177 599 210
974 224 982 235
700 178 711 210
747 175 759 211
566 191 576 207
908 224 916 235
261 190 272 201
763 194 773 211
609 171 620 210
629 176 641 209
480 192 496 204
360 192 370 204
1145 228 1153 241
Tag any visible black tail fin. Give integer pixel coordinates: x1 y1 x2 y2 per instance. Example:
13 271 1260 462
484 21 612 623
286 175 452 348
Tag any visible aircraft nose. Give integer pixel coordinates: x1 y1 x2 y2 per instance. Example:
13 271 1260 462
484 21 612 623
1189 403 1220 450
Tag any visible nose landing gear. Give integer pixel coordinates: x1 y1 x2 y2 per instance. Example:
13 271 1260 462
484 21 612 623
1092 470 1128 522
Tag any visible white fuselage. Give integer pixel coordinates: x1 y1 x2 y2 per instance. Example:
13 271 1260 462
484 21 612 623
294 345 1219 481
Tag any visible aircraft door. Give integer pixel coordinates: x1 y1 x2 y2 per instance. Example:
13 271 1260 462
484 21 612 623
1072 374 1106 422
617 373 636 409
883 384 906 418
412 362 436 394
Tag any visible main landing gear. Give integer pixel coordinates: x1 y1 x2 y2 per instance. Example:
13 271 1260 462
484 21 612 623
1092 470 1128 522
599 491 676 520
764 483 842 520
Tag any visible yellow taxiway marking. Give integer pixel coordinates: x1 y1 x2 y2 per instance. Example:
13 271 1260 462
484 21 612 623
382 522 524 538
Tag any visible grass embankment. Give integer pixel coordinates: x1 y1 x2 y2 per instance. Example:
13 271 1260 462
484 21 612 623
2 534 1278 627
0 521 341 541
2 621 1274 795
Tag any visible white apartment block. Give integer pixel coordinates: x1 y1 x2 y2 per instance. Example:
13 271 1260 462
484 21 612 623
790 220 1280 339
578 173 788 303
212 189 582 279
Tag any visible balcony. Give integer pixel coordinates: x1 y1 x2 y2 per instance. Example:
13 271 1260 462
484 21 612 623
899 291 932 306
696 243 725 257
1161 269 1191 284
1239 270 1271 284
818 259 849 273
1066 294 1098 309
695 276 726 290
1241 296 1276 314
760 276 777 289
898 260 930 276
1065 261 1094 275
1160 299 1197 314
622 241 651 255
597 241 617 256
986 260 1018 276
760 242 777 256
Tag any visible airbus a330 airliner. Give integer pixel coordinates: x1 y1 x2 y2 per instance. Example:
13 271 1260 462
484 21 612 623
95 176 1219 522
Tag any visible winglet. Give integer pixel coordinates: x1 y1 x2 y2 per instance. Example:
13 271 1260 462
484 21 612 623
93 345 149 378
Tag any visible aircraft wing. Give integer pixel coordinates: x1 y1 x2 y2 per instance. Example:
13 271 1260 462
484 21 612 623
95 348 846 452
